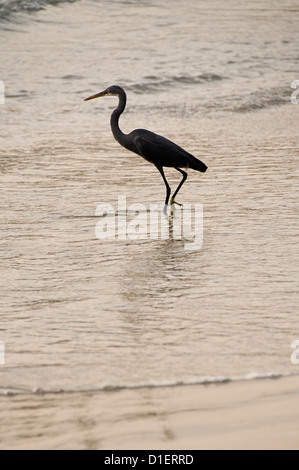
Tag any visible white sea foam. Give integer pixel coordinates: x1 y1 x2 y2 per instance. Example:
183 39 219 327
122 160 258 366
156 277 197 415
1 371 297 397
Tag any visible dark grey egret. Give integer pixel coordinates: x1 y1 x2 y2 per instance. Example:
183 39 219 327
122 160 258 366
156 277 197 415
84 85 207 213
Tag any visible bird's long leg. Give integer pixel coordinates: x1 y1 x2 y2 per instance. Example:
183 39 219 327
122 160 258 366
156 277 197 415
170 168 188 206
155 165 171 214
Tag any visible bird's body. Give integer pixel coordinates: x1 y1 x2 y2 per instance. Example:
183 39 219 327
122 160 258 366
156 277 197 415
84 85 207 210
122 128 207 172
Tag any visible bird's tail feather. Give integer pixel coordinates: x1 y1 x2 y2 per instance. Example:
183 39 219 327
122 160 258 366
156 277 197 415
189 156 208 173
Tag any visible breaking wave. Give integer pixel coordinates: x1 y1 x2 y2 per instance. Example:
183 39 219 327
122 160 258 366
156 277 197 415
0 0 76 20
0 371 296 397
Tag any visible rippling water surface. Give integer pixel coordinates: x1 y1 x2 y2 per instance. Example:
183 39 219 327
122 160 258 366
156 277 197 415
0 0 298 395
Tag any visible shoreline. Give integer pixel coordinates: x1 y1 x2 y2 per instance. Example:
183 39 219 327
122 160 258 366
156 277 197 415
1 374 298 450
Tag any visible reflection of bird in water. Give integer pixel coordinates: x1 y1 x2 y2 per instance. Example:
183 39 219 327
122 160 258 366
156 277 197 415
84 85 207 213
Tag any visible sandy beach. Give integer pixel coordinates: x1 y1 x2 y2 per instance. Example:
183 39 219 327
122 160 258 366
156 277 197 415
1 375 298 450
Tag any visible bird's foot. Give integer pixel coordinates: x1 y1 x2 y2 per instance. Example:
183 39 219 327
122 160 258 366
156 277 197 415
170 198 183 207
163 200 183 216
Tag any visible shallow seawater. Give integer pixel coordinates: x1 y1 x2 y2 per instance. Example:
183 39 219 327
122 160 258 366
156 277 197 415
0 0 299 395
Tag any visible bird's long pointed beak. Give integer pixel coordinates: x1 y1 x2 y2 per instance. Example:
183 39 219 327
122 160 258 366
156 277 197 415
84 90 107 101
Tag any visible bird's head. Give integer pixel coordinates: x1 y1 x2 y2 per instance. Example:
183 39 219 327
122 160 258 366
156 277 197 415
84 85 124 101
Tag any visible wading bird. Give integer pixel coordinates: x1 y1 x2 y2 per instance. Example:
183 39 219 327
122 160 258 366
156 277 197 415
84 85 207 213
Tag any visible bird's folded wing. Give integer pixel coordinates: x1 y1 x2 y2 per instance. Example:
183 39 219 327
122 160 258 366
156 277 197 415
134 133 191 168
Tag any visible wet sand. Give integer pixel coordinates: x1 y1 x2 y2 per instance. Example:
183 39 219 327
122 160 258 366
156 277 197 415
1 375 298 450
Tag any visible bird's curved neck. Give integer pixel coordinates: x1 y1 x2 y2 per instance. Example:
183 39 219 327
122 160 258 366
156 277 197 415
110 90 127 146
